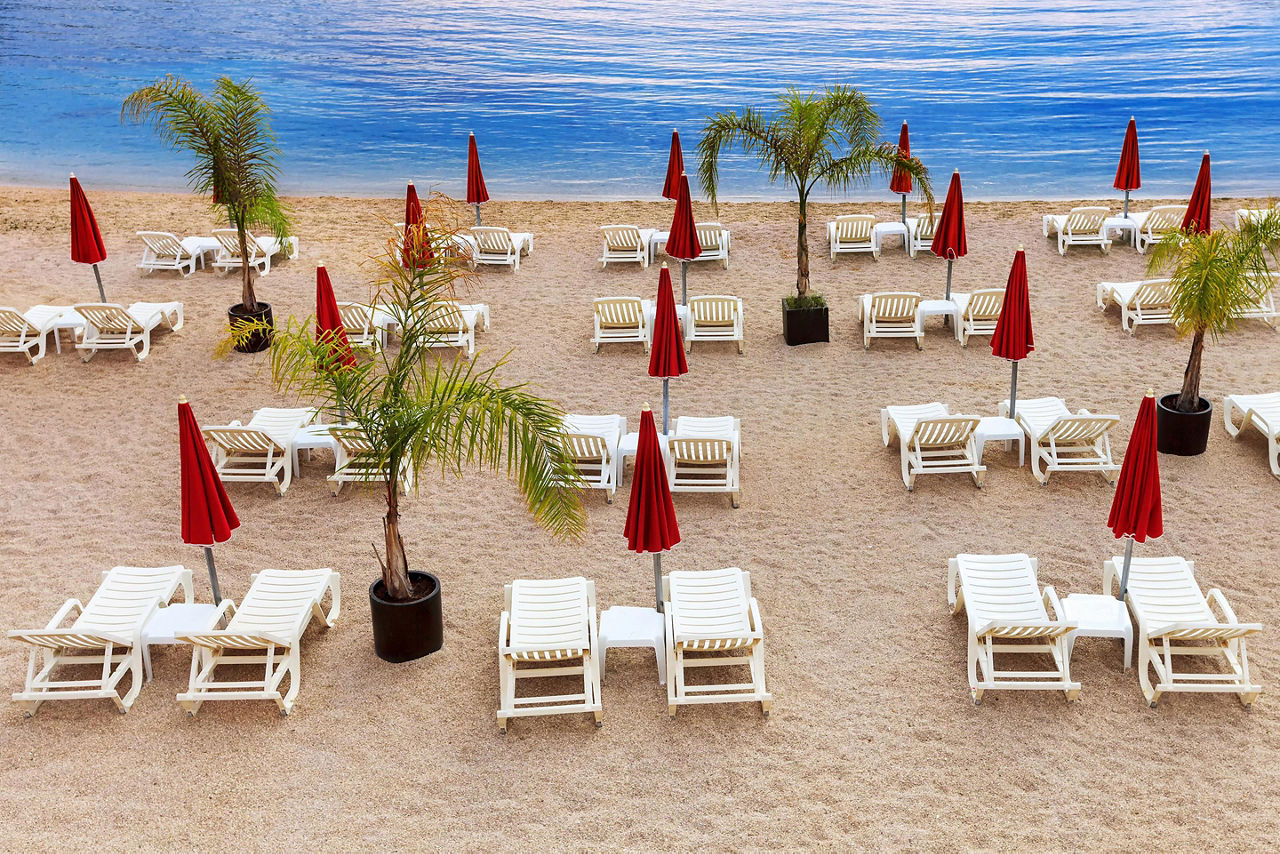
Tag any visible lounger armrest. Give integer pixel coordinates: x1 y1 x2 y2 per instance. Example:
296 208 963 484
45 598 85 629
972 619 1077 639
1042 585 1066 621
1145 620 1262 640
1205 588 1243 624
498 611 511 649
946 558 962 614
207 599 238 627
748 597 764 634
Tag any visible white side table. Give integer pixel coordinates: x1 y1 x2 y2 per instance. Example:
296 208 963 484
292 423 341 473
916 298 960 334
599 606 666 685
1061 593 1133 670
872 221 910 254
140 603 220 681
1103 215 1137 248
974 416 1025 466
616 430 669 486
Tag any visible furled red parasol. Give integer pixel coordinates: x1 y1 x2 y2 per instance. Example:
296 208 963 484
648 263 688 432
990 246 1034 419
889 121 913 225
315 263 355 370
70 173 107 301
931 170 968 303
1182 151 1212 235
1108 391 1163 598
662 129 685 201
664 172 702 305
179 396 240 603
467 132 490 226
1114 118 1141 218
623 404 681 611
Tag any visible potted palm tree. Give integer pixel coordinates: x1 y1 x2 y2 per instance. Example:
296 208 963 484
1146 208 1280 455
123 75 292 353
269 210 586 661
697 85 932 345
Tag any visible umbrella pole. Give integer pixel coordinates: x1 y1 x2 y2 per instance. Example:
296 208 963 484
900 194 907 226
680 261 688 306
203 546 222 604
1009 361 1019 420
653 552 663 612
944 260 954 327
1123 190 1130 219
662 378 670 434
1116 536 1135 600
91 263 105 302
475 204 481 227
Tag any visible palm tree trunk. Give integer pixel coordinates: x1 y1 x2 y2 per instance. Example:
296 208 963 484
796 191 810 298
381 475 412 600
236 219 258 311
1178 328 1206 412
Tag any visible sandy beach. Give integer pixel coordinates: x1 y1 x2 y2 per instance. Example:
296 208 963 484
1 186 1278 851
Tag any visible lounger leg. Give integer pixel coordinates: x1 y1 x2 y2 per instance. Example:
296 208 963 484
118 649 144 712
277 652 299 716
276 463 291 496
134 334 151 362
968 636 983 705
665 612 678 718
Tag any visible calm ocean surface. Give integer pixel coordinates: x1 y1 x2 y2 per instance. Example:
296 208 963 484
2 0 1278 200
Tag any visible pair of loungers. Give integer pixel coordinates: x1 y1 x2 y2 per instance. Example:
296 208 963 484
1097 274 1278 333
0 302 183 364
336 300 490 357
591 295 744 354
598 223 731 269
950 553 1261 708
859 290 1009 349
8 566 339 716
395 223 533 270
1042 205 1186 255
137 229 298 276
497 568 770 732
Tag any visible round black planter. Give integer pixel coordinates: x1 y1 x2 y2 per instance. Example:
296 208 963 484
781 299 830 346
1156 394 1212 456
369 571 443 662
227 302 274 353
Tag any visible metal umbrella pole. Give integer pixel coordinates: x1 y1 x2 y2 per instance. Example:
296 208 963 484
900 194 907 226
944 259 954 327
653 552 663 612
203 546 222 604
474 204 482 226
1008 361 1019 420
1116 536 1135 600
91 263 105 302
1123 190 1130 219
662 378 670 434
680 260 688 306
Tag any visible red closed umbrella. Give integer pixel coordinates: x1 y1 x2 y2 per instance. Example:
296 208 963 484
1114 118 1141 218
70 173 107 301
664 171 702 305
931 170 967 302
1182 151 1212 235
179 396 240 602
1108 392 1163 598
466 133 489 225
889 121 912 224
315 263 355 370
624 405 681 611
991 246 1034 418
402 181 434 269
649 263 688 432
661 129 685 201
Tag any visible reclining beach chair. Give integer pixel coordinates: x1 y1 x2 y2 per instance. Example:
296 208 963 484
497 576 602 733
470 226 533 270
73 301 183 362
1096 278 1173 333
881 403 985 490
211 228 298 275
135 231 215 276
861 292 923 349
1042 206 1112 255
0 305 65 365
327 426 413 494
560 414 625 502
599 225 655 268
423 300 487 357
202 407 318 496
8 565 192 715
663 567 771 718
693 222 731 269
1130 205 1187 254
668 415 741 508
685 295 744 354
1237 272 1280 328
947 553 1079 705
827 214 878 259
175 568 340 716
950 288 1005 346
905 210 939 258
393 222 478 270
1105 556 1262 708
592 297 651 352
998 396 1120 484
1235 208 1278 230
1223 392 1280 477
335 302 382 351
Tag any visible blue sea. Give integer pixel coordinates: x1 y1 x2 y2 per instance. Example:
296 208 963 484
2 0 1278 200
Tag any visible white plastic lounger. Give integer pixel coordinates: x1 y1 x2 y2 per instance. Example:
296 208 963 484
561 414 625 502
861 292 923 350
327 426 413 494
203 407 318 496
1238 273 1279 328
175 568 340 716
1042 206 1111 255
211 228 298 275
393 222 478 270
0 306 63 365
1235 208 1278 229
336 302 381 351
685 295 743 354
827 214 878 259
948 553 1079 704
1105 556 1262 708
135 231 213 276
8 565 192 715
663 567 771 718
592 296 651 352
423 300 487 357
668 415 740 508
881 403 984 490
470 226 533 270
998 397 1119 484
1130 205 1187 254
694 223 731 269
497 576 602 733
599 225 655 268
905 211 939 258
1096 279 1173 333
950 288 1005 346
1223 392 1280 477
73 301 183 362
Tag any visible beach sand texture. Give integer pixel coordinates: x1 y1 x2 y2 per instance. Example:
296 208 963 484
1 187 1278 850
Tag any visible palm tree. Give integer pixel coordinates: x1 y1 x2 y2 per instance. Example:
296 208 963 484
122 75 290 313
269 201 585 601
1147 208 1280 412
697 85 932 300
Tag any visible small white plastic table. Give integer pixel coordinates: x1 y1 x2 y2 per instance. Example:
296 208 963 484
616 430 670 485
1061 593 1133 670
291 423 342 473
974 416 1025 465
598 606 666 685
916 299 960 333
872 221 910 254
140 603 220 682
1103 215 1137 248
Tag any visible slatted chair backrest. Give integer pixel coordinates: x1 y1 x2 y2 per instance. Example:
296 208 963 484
563 414 623 442
338 303 373 335
1144 205 1187 235
212 228 262 262
221 569 334 646
911 416 979 449
0 307 37 340
1043 415 1118 446
508 577 590 658
666 568 754 647
247 407 315 447
689 296 737 327
965 289 1005 322
76 304 137 334
670 437 731 465
203 426 284 457
953 554 1050 629
913 211 939 242
424 301 465 333
594 297 643 329
835 214 875 242
74 566 188 638
872 292 920 323
561 432 607 463
1066 207 1108 233
600 225 643 251
1133 280 1173 309
695 222 725 251
138 231 187 260
674 415 736 439
1122 557 1216 629
471 227 514 254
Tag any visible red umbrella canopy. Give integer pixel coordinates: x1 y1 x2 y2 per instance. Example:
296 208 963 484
624 406 680 553
1114 118 1141 192
402 182 433 268
889 122 913 195
69 173 106 265
661 129 685 201
466 133 490 206
649 264 688 379
1182 151 1212 235
930 170 967 259
179 397 239 547
1107 393 1163 542
990 247 1034 361
664 172 702 261
315 264 356 369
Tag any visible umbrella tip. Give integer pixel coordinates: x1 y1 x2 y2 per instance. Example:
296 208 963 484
317 260 325 268
1017 243 1024 251
953 168 959 173
641 403 651 412
1204 149 1210 155
1146 388 1154 397
661 261 668 269
69 171 76 178
178 394 187 404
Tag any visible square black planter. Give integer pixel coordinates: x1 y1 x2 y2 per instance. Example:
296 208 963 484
781 300 829 346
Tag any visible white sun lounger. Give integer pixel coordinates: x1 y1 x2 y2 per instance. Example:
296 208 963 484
693 222 731 269
950 288 1005 346
135 231 216 277
0 305 67 365
663 567 771 718
335 302 381 351
73 301 183 362
202 407 318 496
599 225 655 268
393 222 478 270
1130 205 1187 254
1042 207 1112 255
861 292 924 349
881 403 985 490
497 576 602 732
423 300 487 357
470 226 533 270
668 415 741 508
1235 208 1278 229
8 565 192 715
211 228 298 275
327 426 414 495
827 214 878 260
175 568 340 716
1105 556 1262 708
560 414 625 502
1238 272 1279 328
948 553 1079 705
685 295 744 354
1223 392 1280 477
1096 278 1173 333
998 396 1120 484
905 211 940 258
592 296 651 352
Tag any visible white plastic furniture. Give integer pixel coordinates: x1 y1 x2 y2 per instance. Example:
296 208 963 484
328 426 413 495
917 298 961 337
999 397 1119 484
648 224 731 267
393 222 478 270
973 415 1024 465
1096 279 1173 333
0 305 63 365
950 289 1005 346
211 229 298 274
336 302 382 351
561 414 625 502
139 602 220 681
616 430 669 486
827 214 878 259
203 407 318 496
599 225 655 268
1042 207 1112 255
881 403 985 490
1103 215 1137 248
685 295 744 353
1130 205 1187 254
872 221 909 255
423 300 488 357
668 415 740 508
592 297 651 352
905 211 940 258
1223 392 1280 477
1061 593 1133 671
598 605 666 685
470 226 532 270
861 292 923 349
136 231 219 276
1236 208 1278 229
73 301 183 362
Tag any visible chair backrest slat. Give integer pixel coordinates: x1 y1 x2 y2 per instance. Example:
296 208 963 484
872 293 920 322
835 214 875 241
594 298 643 328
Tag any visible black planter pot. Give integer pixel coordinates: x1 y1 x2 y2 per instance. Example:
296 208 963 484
781 299 829 346
227 302 274 354
369 571 443 663
1156 394 1212 456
